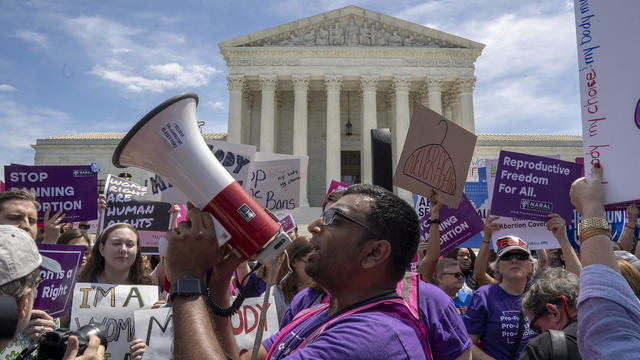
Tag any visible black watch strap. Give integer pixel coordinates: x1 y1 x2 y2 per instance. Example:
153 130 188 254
169 277 204 300
427 219 441 225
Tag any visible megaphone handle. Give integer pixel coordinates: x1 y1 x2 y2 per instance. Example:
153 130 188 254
206 213 232 246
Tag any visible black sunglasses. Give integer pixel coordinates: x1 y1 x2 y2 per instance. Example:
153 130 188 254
501 252 530 261
442 272 463 279
322 208 382 240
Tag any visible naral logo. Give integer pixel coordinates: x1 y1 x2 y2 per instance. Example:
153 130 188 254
520 199 552 212
237 204 256 222
72 169 93 177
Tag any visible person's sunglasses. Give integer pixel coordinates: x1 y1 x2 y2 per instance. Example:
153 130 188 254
442 272 463 279
501 252 530 261
322 208 382 240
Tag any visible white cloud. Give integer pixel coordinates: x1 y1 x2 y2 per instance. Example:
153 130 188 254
15 29 48 49
206 101 225 110
0 84 17 92
113 48 132 54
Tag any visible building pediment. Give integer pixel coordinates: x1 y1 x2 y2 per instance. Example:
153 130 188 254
218 6 484 50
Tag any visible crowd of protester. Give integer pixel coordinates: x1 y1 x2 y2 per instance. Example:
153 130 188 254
1 164 640 359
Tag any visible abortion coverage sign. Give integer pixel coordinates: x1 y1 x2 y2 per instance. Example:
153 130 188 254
418 194 484 256
574 0 640 205
33 244 84 317
394 102 477 208
72 283 158 360
102 174 172 253
4 165 98 222
490 151 581 223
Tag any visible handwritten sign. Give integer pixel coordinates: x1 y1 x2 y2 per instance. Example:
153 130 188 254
394 102 477 208
134 307 173 359
4 165 98 222
71 283 158 360
574 0 640 204
146 140 256 204
33 244 84 317
249 159 301 213
490 151 581 223
102 175 171 253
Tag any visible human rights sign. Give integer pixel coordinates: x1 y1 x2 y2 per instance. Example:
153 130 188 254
33 244 84 317
4 165 98 222
490 151 581 223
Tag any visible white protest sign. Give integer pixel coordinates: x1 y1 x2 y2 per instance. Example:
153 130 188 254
486 159 560 250
249 158 302 213
134 307 173 360
71 283 158 360
574 0 640 204
231 295 279 354
145 140 257 204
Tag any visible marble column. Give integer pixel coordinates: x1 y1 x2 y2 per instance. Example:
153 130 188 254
259 75 278 153
241 85 252 144
360 75 378 185
451 85 462 127
292 75 310 206
458 77 476 133
443 92 453 122
325 75 343 189
392 75 412 203
426 76 444 115
226 75 245 144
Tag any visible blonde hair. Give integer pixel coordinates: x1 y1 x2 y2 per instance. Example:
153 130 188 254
618 259 640 299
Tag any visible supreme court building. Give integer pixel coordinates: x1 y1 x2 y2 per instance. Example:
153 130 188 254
32 6 583 217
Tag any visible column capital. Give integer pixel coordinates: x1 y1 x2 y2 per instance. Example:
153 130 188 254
425 76 444 91
392 75 411 93
360 75 379 92
324 75 343 92
292 75 310 91
227 74 245 92
259 74 278 91
457 76 476 93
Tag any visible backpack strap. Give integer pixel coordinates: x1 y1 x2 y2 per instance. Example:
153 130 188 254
549 329 569 360
508 310 525 360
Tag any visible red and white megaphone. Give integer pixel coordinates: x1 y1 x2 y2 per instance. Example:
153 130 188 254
113 93 290 264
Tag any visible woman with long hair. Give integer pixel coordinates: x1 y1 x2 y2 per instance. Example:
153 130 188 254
78 223 152 285
272 237 314 323
445 247 479 293
56 228 91 269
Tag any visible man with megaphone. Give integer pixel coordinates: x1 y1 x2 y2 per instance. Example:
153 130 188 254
165 184 429 359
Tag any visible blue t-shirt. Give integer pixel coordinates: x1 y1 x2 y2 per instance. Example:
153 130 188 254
453 289 472 319
263 299 427 359
418 282 472 360
464 283 536 360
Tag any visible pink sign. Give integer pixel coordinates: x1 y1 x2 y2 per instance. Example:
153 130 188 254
322 180 349 208
279 213 296 233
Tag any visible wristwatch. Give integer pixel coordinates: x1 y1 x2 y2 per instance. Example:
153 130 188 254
578 217 611 243
169 277 204 301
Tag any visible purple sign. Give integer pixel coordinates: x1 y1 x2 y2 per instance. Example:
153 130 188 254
490 151 581 223
33 244 84 317
279 213 296 233
4 165 98 222
419 194 484 256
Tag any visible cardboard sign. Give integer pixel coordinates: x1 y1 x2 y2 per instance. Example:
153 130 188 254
102 174 172 254
71 283 158 360
279 213 296 233
4 165 98 222
232 294 279 354
33 244 84 317
418 194 484 256
146 140 257 204
248 158 301 213
574 0 640 204
394 102 477 208
486 159 561 250
134 307 173 359
490 151 581 223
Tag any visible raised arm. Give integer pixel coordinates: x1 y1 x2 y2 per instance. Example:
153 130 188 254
474 212 498 286
619 204 638 252
546 213 582 276
42 207 65 244
417 192 443 282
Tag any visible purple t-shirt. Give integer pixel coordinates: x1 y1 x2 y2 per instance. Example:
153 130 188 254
279 287 326 329
418 282 472 360
263 300 427 359
464 283 536 360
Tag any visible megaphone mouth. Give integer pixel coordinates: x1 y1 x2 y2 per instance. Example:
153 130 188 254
113 92 199 168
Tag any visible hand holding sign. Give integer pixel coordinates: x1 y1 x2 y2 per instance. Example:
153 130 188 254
42 207 66 244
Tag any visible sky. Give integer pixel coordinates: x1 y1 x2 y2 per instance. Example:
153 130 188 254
0 0 582 176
